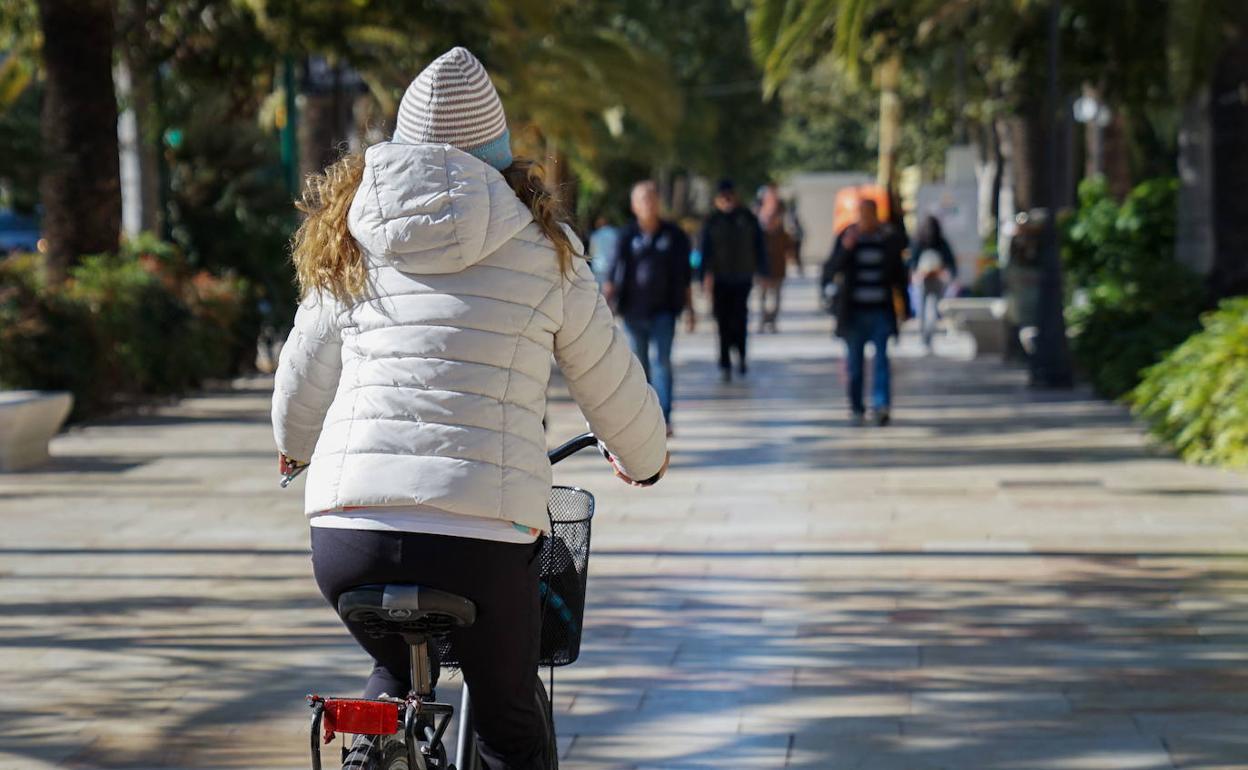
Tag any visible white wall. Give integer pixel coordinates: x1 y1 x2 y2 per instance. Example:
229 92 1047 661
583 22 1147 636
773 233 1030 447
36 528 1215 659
780 171 873 263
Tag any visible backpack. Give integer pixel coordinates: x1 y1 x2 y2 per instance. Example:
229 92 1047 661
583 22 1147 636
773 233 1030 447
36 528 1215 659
706 211 758 278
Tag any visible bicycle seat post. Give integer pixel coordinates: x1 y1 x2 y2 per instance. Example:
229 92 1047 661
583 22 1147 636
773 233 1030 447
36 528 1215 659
406 635 434 698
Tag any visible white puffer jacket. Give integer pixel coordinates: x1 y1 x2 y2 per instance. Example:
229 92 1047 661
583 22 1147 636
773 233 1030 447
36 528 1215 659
272 142 667 533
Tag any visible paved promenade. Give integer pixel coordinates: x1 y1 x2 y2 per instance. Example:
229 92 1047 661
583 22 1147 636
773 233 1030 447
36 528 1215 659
3 278 1248 769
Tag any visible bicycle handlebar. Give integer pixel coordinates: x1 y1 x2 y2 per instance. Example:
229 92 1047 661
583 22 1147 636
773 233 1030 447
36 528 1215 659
547 433 600 466
281 433 601 487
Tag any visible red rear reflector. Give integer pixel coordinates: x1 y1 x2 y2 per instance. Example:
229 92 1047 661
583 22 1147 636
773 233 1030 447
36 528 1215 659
322 699 399 742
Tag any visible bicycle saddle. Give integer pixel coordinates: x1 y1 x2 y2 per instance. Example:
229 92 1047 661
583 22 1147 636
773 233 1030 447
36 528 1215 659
337 584 477 638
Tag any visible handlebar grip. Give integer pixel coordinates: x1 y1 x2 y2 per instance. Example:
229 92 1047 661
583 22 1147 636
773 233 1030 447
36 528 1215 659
547 433 598 465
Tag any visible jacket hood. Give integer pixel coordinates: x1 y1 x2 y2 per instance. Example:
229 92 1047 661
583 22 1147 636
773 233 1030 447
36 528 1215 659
348 142 534 275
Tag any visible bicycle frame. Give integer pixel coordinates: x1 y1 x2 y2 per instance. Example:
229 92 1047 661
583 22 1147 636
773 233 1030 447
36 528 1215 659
302 432 598 770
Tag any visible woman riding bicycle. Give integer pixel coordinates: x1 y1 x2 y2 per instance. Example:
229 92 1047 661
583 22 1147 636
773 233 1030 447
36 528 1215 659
272 47 669 770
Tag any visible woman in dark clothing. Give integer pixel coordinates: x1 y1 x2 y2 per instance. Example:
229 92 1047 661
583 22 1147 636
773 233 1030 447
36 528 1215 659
908 215 958 351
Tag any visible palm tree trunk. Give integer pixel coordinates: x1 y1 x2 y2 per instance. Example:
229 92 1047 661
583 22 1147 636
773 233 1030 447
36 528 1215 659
876 53 902 191
1210 20 1248 299
36 0 121 281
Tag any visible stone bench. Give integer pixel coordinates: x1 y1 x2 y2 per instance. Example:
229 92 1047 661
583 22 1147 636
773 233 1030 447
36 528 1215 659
938 297 1010 357
0 391 73 471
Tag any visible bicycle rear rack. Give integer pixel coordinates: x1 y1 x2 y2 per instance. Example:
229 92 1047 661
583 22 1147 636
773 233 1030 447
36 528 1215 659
308 694 456 770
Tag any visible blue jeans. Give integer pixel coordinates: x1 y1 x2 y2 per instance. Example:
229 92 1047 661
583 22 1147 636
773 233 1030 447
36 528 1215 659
623 313 676 422
845 308 892 414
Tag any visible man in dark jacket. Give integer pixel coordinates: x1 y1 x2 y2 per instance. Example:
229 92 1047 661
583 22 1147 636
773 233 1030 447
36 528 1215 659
700 179 767 382
606 180 692 432
823 198 910 425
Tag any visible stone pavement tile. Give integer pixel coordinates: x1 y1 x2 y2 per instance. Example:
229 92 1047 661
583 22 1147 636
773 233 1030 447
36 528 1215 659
1066 669 1248 713
1130 713 1248 741
918 641 1248 671
787 732 1176 770
747 690 912 721
1162 735 1248 770
739 714 903 738
563 732 791 770
908 688 1071 716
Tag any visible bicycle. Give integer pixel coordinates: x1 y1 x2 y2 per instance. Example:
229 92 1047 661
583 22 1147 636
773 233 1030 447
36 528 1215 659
286 433 601 770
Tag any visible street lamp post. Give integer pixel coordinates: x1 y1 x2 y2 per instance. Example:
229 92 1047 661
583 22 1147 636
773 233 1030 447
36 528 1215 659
280 55 300 197
1031 0 1075 388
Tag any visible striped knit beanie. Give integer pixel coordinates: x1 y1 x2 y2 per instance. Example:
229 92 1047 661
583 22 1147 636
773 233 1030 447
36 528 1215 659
393 47 512 171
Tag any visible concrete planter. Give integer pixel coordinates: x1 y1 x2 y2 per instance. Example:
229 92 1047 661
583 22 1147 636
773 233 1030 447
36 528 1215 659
0 391 73 471
939 298 1010 357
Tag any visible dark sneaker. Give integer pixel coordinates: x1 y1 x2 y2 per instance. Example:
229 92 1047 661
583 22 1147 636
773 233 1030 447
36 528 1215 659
719 367 732 383
850 412 866 427
874 409 891 427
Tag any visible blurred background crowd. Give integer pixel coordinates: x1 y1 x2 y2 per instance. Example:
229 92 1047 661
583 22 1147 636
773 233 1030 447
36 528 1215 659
1 0 1246 468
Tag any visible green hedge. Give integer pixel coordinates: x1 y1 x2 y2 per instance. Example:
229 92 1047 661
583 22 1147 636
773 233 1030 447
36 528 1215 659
1062 177 1205 398
1131 297 1248 468
0 237 250 419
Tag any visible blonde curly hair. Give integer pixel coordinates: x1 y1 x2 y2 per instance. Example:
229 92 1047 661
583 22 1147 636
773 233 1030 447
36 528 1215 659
291 153 367 303
291 153 575 303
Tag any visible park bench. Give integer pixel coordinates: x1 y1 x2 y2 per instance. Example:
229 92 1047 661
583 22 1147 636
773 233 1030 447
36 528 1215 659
0 390 73 471
938 297 1010 358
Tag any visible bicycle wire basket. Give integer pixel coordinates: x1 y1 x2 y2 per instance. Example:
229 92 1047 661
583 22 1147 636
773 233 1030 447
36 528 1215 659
434 485 594 669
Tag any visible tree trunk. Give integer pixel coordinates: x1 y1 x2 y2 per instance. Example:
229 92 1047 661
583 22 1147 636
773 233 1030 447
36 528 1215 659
116 60 161 236
995 116 1018 258
971 121 1000 239
36 0 121 281
876 53 902 192
1006 114 1043 214
990 120 1004 237
1174 87 1216 276
299 64 354 179
1101 108 1132 200
1209 20 1248 299
117 0 161 236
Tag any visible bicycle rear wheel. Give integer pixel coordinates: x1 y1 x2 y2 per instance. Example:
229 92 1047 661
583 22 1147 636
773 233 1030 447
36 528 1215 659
457 679 557 770
536 678 558 770
378 738 425 770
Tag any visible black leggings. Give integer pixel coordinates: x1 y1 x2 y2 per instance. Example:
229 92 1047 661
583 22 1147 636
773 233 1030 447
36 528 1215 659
310 527 547 770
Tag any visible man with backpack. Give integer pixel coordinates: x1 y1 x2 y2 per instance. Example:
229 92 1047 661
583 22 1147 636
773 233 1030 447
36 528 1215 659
699 179 767 382
823 197 911 426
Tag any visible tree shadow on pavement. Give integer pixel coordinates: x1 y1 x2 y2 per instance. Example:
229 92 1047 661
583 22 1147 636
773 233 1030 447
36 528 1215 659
5 547 1246 768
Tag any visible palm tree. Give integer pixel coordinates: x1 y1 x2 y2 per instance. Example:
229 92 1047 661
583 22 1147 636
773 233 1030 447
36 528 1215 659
35 0 121 280
482 0 682 199
750 0 900 187
244 0 681 207
749 0 1046 197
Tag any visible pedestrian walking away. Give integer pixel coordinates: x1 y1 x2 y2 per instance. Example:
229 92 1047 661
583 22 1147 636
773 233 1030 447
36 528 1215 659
272 46 669 770
605 180 693 435
909 214 958 352
822 197 910 426
700 178 767 382
588 215 620 285
756 183 797 333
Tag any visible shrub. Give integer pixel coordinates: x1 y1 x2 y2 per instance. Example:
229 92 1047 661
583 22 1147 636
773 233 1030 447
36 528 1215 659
1062 177 1205 398
0 242 249 419
0 254 97 404
1131 297 1248 468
